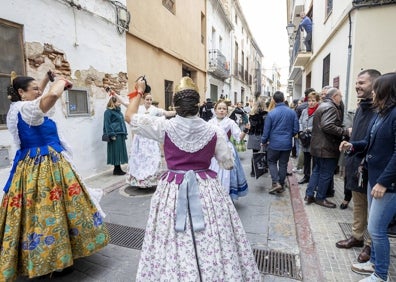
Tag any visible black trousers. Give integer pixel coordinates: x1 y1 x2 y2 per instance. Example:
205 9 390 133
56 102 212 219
303 151 313 178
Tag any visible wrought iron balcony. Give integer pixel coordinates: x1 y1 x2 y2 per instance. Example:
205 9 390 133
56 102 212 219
290 29 312 69
208 49 230 79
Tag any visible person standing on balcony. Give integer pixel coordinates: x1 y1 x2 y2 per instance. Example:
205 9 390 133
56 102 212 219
299 11 312 52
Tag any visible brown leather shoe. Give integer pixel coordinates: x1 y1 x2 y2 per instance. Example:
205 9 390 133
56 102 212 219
357 245 371 263
269 183 283 194
315 199 336 208
304 195 315 204
335 236 364 249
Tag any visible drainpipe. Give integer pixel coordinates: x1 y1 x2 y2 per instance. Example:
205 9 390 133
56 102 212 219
229 29 234 102
345 0 396 111
344 10 354 111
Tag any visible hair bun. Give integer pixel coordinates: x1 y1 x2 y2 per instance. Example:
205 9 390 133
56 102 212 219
175 77 199 93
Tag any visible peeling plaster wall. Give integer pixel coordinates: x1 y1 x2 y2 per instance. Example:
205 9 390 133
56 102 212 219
0 0 128 190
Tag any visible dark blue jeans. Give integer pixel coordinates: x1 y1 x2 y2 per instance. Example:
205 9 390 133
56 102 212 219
267 148 291 186
305 157 337 200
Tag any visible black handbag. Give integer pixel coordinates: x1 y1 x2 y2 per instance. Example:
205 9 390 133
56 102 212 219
102 134 110 142
252 149 268 179
298 130 312 148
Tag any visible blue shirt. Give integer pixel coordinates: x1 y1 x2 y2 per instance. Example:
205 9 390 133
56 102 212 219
261 103 299 151
299 16 312 33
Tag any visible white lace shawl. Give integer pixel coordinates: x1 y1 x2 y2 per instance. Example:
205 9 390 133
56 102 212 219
208 116 242 142
7 100 45 150
129 114 233 169
7 100 72 155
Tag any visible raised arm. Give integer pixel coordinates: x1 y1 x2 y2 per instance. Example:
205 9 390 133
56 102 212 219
38 71 52 93
113 92 130 107
164 110 176 118
39 77 72 113
125 78 147 123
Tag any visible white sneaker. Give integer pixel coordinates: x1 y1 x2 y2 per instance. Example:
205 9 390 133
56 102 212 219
351 261 375 275
292 168 303 174
359 273 389 282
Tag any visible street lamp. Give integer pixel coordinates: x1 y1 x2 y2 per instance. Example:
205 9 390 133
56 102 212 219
286 21 295 39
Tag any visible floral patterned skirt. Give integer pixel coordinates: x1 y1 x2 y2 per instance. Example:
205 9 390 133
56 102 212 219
136 177 261 281
0 149 109 281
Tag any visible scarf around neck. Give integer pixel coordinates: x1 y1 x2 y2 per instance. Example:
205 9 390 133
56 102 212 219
308 104 319 116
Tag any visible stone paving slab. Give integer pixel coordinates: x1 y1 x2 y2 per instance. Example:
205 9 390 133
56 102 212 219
291 158 396 282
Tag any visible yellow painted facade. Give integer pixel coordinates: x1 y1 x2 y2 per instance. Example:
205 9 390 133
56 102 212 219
126 0 206 109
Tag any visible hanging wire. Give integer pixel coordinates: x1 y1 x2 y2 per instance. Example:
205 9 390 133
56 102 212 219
108 0 131 34
52 0 130 35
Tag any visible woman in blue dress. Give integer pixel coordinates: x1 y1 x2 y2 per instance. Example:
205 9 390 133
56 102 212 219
0 74 109 281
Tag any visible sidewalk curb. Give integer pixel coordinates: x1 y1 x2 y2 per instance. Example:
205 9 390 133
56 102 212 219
103 180 127 194
84 168 127 194
288 168 326 281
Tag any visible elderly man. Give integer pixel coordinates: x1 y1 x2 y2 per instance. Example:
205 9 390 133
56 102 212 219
305 88 349 208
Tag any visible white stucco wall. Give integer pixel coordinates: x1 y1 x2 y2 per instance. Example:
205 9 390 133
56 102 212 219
206 0 232 100
0 0 128 190
307 3 396 111
308 22 349 93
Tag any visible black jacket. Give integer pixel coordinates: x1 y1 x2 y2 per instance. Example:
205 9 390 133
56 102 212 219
345 99 376 193
248 110 267 136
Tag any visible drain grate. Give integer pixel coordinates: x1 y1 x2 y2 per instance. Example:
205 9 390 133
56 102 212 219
253 248 300 280
339 222 370 242
106 222 145 250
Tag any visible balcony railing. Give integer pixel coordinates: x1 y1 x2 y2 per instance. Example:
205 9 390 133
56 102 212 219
208 49 230 79
290 29 312 68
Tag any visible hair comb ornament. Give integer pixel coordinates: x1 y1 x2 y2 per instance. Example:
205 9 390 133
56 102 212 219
10 71 17 84
7 71 18 100
175 77 199 93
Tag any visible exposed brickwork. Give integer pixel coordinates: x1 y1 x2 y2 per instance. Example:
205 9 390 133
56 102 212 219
25 42 127 94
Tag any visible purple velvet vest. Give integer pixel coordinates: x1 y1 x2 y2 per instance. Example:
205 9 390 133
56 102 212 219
161 133 218 184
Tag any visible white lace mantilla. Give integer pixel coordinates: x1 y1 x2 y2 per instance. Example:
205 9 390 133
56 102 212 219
166 115 216 153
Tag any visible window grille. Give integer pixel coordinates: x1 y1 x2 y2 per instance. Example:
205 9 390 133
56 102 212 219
66 88 90 117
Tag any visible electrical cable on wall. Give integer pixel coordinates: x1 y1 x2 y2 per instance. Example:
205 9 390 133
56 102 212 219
108 0 131 34
53 0 131 35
